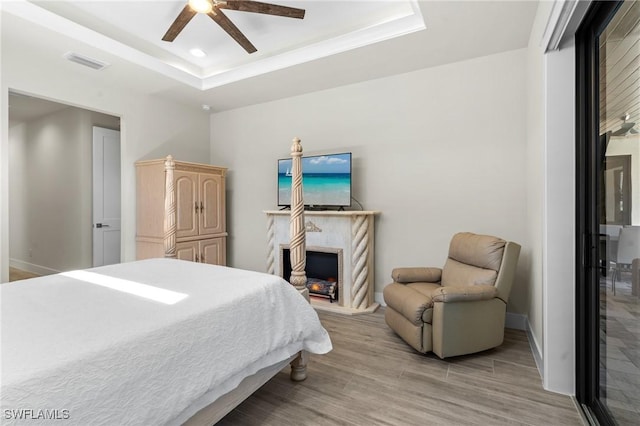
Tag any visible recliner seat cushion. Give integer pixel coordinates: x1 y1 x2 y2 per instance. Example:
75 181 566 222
383 283 437 325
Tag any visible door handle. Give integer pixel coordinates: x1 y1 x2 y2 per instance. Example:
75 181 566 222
195 202 199 213
200 201 204 212
95 223 110 228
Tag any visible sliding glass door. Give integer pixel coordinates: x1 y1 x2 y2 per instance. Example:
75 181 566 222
577 1 640 424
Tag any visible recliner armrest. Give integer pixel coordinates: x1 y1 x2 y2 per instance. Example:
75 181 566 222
432 285 498 303
392 267 442 283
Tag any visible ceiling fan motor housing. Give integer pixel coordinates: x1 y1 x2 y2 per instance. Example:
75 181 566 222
163 0 306 54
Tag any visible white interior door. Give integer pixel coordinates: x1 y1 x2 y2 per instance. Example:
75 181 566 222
92 126 121 267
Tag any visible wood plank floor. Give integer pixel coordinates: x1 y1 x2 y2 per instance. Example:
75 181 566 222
219 309 583 425
8 267 40 282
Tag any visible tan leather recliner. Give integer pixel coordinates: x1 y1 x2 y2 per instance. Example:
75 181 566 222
383 232 521 358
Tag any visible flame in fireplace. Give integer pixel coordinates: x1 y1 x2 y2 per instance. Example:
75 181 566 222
310 283 322 292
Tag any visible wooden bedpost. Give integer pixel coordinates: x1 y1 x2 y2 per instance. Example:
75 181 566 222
164 155 177 258
289 137 308 382
289 138 308 299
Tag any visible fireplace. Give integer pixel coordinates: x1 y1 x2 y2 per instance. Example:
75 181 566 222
281 246 342 303
266 210 379 314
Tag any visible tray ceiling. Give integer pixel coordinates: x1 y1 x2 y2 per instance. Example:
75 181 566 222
13 0 425 90
3 1 540 111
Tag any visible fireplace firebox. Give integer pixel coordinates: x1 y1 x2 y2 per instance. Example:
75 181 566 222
281 248 340 303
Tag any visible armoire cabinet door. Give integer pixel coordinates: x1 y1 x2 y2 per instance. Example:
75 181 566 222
176 238 225 265
201 238 226 266
175 241 198 262
174 171 199 238
199 174 225 236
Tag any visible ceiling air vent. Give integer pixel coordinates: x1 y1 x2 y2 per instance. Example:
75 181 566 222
63 52 109 70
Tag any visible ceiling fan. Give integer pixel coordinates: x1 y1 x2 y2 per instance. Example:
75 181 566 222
162 0 306 54
611 114 639 137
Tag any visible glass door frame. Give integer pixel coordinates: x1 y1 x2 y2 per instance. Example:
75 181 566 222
575 1 623 424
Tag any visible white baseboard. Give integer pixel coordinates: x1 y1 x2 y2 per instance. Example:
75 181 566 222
9 258 59 276
506 313 544 380
527 317 544 380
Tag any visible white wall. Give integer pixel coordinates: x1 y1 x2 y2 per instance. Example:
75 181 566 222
524 0 552 379
9 107 119 274
525 0 583 395
0 27 211 282
211 48 530 316
8 121 27 268
542 42 576 395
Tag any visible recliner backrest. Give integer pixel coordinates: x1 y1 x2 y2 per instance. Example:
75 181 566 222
441 232 506 288
493 241 521 302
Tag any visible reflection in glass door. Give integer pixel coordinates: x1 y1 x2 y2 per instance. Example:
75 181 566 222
577 1 640 424
598 2 640 423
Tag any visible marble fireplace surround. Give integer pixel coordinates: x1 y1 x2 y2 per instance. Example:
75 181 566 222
264 210 379 315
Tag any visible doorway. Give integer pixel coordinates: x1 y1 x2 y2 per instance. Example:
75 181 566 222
92 126 121 267
8 91 121 276
576 1 640 424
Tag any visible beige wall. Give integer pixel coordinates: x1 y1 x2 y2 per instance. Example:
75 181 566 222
211 48 530 316
0 33 211 282
9 107 119 273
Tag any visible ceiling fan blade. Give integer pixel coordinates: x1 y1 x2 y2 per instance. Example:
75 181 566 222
162 5 198 42
220 0 306 19
208 9 257 53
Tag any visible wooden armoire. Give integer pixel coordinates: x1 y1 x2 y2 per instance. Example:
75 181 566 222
135 157 227 265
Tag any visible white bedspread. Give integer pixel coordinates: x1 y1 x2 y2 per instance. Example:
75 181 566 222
0 259 332 425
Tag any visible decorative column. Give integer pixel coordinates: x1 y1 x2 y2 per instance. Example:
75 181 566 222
163 155 177 258
266 214 276 275
351 215 370 309
289 138 308 297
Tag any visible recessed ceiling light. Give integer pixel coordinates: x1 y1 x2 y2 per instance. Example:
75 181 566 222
189 48 207 58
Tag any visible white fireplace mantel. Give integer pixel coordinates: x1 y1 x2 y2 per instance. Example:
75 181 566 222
264 210 379 315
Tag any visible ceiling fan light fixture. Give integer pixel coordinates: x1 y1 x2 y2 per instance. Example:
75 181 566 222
163 0 305 51
188 0 213 14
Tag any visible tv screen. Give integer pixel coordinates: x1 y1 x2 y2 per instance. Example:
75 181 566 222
278 152 352 207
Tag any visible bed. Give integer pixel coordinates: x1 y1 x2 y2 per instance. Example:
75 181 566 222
1 138 328 425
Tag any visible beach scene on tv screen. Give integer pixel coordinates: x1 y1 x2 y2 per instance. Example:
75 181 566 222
278 153 351 206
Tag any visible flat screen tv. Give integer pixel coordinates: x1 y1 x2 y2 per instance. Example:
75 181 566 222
278 152 352 208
